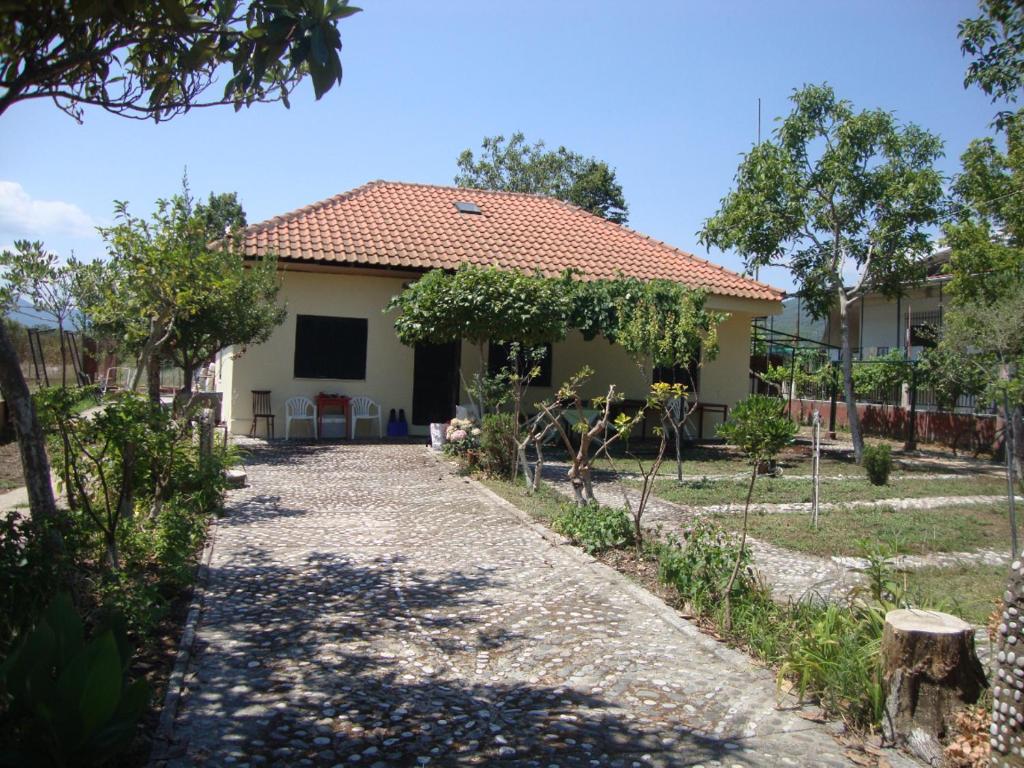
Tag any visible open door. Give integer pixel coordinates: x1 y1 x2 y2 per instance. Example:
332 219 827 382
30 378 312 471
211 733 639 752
412 341 461 426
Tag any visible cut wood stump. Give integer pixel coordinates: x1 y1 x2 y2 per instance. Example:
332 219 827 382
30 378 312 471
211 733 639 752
881 608 987 765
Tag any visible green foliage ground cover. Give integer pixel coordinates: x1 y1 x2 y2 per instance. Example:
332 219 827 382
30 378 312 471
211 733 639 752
647 474 1008 507
714 502 1010 557
0 386 232 764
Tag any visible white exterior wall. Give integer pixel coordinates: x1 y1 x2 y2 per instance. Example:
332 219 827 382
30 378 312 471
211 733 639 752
221 268 771 438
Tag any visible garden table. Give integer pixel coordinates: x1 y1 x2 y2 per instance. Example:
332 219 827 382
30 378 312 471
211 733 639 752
316 394 351 439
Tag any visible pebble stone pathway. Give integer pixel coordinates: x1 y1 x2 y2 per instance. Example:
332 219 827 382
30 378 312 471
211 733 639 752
160 442 857 768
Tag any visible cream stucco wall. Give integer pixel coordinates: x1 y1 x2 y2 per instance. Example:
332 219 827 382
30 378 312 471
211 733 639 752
223 270 415 437
222 268 768 438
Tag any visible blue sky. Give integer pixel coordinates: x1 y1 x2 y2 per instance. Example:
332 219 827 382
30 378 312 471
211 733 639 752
0 0 995 292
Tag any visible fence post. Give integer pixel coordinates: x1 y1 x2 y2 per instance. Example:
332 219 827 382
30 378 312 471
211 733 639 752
904 364 917 451
198 407 214 459
828 364 838 439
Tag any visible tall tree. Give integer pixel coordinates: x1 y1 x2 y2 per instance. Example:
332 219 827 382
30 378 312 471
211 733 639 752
947 0 1024 490
455 132 629 224
700 84 944 462
90 180 284 400
960 0 1024 130
0 5 358 528
0 0 362 121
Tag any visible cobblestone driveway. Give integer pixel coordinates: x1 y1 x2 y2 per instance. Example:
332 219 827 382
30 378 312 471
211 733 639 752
164 443 853 767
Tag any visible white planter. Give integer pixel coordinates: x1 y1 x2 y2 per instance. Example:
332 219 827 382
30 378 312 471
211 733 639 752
429 422 448 451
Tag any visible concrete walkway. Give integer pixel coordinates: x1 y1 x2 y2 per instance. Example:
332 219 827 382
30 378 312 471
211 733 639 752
160 442 857 767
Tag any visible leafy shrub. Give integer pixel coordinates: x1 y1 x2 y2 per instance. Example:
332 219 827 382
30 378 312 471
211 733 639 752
0 513 70 656
0 594 150 766
479 412 518 480
862 442 892 485
655 519 753 616
552 503 634 553
778 601 885 726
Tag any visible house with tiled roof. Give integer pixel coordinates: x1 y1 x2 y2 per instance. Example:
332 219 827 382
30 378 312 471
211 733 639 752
218 181 783 437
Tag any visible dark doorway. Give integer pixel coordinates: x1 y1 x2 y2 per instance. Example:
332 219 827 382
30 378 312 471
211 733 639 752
412 341 461 425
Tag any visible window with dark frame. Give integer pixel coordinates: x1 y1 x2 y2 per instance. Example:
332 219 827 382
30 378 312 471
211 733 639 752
652 354 701 394
293 315 368 379
488 341 553 387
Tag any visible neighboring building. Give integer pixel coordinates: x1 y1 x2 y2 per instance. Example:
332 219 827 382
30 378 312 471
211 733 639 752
218 181 783 437
820 248 951 361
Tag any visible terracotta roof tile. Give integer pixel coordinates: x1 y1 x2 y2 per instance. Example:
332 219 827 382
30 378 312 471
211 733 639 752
241 181 782 302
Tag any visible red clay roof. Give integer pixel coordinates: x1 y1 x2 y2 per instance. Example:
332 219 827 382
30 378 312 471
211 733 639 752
241 181 782 302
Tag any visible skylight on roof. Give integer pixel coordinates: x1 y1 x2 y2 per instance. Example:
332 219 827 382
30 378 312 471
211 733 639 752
453 201 481 214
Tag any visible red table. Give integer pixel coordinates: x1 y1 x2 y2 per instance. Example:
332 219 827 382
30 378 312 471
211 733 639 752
316 394 351 439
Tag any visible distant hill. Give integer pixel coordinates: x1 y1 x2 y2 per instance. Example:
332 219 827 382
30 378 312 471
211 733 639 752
5 300 58 329
766 297 826 343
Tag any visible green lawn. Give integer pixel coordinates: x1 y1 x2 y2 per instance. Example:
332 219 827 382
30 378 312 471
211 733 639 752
647 474 1009 507
478 477 565 524
712 502 1010 557
905 563 1007 626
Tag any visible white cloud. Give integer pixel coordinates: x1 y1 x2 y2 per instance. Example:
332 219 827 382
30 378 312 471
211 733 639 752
0 181 96 240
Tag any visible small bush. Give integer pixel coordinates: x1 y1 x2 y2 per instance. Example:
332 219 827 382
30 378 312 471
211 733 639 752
553 503 634 553
479 412 518 480
655 519 753 616
862 442 892 485
0 594 150 766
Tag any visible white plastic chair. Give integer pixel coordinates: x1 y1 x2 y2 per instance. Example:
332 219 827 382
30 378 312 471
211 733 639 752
285 396 317 440
349 396 382 439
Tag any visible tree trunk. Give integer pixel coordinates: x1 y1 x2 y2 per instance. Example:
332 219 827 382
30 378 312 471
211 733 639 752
839 293 865 463
992 560 1024 767
1014 404 1023 492
532 434 545 494
147 355 161 404
723 464 758 631
0 321 61 545
58 323 67 388
881 609 986 761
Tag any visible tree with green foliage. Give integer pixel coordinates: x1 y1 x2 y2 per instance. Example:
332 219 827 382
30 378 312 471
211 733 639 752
455 132 629 224
386 265 570 414
0 0 362 122
614 280 723 482
89 180 285 402
0 0 360 535
700 84 944 463
948 0 1024 482
717 395 797 630
960 0 1024 130
0 241 82 387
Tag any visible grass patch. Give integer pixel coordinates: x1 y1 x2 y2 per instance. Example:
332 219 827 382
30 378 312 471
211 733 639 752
904 563 1007 626
477 476 565 524
649 474 1009 507
713 503 1010 557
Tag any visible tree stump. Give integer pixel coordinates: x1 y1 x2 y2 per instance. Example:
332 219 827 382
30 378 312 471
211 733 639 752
881 609 987 764
992 559 1024 768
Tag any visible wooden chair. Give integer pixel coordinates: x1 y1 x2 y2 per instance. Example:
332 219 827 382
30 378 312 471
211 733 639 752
250 390 275 439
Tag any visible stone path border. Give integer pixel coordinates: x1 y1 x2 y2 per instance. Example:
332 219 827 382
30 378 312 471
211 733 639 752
149 508 220 765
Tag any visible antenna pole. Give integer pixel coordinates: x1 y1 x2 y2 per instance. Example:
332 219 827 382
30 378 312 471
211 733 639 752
757 97 762 144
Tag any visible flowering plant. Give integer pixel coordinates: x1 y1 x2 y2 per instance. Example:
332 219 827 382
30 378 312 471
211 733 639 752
444 417 481 458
